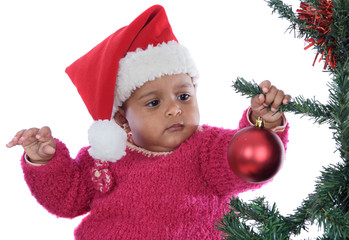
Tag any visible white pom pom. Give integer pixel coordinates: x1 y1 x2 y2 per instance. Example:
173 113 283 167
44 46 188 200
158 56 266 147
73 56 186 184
88 120 127 162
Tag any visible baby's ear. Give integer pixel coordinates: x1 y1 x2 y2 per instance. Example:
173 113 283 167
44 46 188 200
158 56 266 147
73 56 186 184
113 108 128 127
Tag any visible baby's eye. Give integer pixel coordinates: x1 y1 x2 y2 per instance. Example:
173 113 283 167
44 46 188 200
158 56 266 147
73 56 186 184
177 94 190 101
146 100 160 107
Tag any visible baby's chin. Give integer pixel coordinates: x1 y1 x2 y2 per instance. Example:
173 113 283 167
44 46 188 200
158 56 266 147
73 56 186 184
164 124 200 150
133 123 200 152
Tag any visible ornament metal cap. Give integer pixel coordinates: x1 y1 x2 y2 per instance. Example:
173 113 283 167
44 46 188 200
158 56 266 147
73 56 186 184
255 116 265 128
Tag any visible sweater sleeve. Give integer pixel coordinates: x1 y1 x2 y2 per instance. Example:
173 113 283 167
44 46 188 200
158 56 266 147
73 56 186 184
200 108 289 198
21 139 96 218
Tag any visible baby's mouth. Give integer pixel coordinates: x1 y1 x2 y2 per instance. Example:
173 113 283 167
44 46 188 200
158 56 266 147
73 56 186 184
166 123 184 131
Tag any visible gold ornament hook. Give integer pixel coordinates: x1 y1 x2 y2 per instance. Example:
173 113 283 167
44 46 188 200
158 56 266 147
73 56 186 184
255 116 264 128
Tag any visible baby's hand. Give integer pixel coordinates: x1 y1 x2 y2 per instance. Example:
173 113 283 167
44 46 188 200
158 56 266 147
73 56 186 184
250 80 291 129
6 126 56 163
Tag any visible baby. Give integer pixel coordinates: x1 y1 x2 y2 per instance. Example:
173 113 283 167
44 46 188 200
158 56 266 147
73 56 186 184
7 5 290 240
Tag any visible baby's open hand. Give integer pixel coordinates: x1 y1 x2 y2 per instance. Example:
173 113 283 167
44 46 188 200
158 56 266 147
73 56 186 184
6 126 56 163
250 80 291 129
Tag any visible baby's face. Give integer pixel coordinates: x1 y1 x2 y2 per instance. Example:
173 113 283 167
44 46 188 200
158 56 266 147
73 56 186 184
122 73 200 152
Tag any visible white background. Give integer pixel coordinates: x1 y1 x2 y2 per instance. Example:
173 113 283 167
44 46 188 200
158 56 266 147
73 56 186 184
1 0 338 239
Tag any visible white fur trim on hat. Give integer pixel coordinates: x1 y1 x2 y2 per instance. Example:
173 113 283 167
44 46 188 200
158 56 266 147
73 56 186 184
114 40 199 108
88 120 127 162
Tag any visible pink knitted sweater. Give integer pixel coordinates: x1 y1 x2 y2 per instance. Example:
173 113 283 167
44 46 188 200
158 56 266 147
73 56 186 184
21 110 289 239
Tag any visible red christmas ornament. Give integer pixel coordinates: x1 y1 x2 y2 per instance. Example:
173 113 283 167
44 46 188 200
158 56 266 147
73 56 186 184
227 118 285 183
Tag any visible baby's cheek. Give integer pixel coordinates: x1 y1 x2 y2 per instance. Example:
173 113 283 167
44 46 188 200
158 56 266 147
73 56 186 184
132 123 159 142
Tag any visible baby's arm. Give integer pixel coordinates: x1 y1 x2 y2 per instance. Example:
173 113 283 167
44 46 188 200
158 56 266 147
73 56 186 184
7 127 95 218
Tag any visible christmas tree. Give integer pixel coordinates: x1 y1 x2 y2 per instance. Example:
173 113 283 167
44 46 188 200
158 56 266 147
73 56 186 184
217 0 349 239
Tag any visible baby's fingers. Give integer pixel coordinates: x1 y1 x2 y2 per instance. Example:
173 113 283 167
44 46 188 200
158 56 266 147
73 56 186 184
259 80 271 94
36 126 56 157
19 128 40 147
41 144 56 155
36 126 53 142
270 90 285 112
283 94 292 105
6 129 29 148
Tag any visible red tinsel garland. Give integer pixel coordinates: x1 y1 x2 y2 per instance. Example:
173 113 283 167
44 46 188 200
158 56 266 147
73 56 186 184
297 0 336 69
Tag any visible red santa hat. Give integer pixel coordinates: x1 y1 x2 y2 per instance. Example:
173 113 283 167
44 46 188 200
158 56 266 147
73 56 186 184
65 5 199 162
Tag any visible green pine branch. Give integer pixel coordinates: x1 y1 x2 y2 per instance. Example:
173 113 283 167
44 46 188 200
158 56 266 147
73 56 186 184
233 77 332 124
216 197 307 240
265 0 298 33
331 0 349 66
327 60 349 160
289 161 349 238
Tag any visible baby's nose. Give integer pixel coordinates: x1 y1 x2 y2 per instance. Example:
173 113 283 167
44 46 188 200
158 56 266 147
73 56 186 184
166 102 182 117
